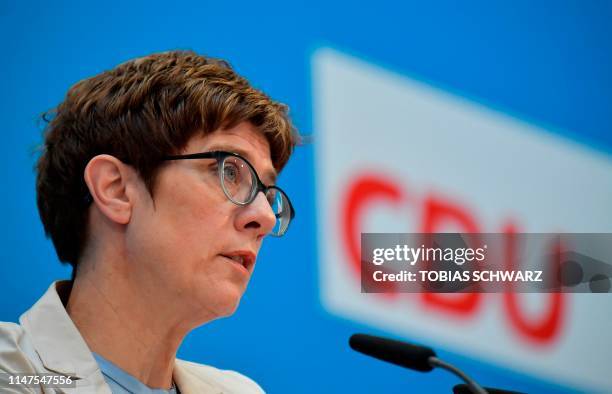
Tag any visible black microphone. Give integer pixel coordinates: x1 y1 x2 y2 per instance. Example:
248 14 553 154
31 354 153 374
349 333 435 372
349 333 488 394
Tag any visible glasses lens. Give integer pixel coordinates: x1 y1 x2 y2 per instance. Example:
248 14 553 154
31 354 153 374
221 155 256 204
266 187 292 236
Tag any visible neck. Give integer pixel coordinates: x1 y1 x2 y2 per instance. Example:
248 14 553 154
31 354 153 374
66 259 193 389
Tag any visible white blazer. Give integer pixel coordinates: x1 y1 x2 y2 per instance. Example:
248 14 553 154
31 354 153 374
0 281 264 393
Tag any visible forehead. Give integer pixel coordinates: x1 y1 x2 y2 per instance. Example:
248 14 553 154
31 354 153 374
185 122 277 183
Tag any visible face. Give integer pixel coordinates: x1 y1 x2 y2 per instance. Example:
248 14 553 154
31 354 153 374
125 122 277 326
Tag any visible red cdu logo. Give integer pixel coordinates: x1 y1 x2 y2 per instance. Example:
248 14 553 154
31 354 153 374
341 173 564 344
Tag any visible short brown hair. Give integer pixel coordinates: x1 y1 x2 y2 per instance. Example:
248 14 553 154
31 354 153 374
36 50 298 269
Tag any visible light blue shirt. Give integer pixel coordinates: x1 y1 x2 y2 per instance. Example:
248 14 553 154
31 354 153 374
93 352 178 394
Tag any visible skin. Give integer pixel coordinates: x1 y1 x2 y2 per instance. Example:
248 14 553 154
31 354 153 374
66 122 278 389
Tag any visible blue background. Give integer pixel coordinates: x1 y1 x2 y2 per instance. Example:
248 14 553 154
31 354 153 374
1 1 611 393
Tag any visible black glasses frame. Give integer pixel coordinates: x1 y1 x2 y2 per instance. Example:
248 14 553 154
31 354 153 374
162 150 295 227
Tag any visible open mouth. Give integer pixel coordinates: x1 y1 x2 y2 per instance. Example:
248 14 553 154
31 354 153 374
220 252 255 272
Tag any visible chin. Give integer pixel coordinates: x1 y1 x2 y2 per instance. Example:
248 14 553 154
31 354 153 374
200 288 244 321
221 300 241 317
220 291 244 317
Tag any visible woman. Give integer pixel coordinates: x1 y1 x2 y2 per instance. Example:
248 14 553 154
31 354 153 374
0 50 298 393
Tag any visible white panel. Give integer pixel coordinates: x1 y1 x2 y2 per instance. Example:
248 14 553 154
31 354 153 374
313 47 612 392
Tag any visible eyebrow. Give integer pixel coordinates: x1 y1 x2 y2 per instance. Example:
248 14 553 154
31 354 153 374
207 144 278 184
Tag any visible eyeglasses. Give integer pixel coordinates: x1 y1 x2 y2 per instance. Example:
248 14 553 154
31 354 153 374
162 150 295 236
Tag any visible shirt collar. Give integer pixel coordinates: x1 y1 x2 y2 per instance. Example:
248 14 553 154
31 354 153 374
19 280 99 379
18 280 221 394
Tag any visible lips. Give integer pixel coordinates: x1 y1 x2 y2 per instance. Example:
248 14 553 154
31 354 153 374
220 251 256 273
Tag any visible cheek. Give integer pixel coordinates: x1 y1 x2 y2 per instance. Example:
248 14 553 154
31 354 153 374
171 195 230 248
125 168 239 301
145 179 234 271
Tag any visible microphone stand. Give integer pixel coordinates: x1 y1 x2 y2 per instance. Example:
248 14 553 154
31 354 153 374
428 356 488 394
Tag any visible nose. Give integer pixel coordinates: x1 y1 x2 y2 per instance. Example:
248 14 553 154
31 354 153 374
235 191 276 238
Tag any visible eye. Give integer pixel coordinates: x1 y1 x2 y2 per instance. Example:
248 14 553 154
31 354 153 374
223 162 240 183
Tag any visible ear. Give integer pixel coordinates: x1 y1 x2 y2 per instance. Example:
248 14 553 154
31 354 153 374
83 154 136 225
